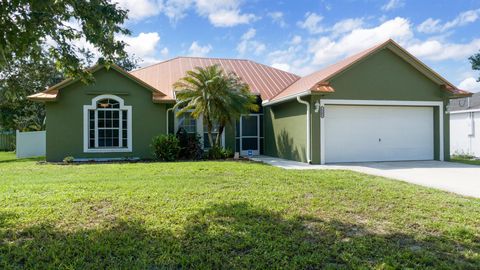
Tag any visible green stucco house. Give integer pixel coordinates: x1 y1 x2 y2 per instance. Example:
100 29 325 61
29 39 471 164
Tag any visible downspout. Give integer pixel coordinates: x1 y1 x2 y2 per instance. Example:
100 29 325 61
296 96 311 164
166 107 173 134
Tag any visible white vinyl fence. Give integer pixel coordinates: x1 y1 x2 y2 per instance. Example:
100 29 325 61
16 130 46 158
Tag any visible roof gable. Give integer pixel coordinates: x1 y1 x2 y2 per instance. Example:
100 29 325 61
28 64 172 103
268 39 471 103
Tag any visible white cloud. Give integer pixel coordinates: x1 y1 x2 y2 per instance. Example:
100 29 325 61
237 28 266 56
120 32 161 58
417 9 480 33
297 12 324 34
271 63 291 72
381 0 404 11
162 0 193 22
268 11 287 27
160 47 169 57
195 0 257 27
114 0 163 20
119 32 162 66
309 17 413 65
330 18 364 36
115 0 257 27
407 39 480 61
188 41 212 56
459 77 480 92
291 35 302 45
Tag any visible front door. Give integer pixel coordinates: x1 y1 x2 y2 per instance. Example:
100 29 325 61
237 114 262 156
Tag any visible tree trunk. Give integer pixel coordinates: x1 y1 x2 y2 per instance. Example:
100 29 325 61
206 120 214 148
215 125 225 147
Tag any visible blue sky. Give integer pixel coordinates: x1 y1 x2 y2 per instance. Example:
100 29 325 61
112 0 480 92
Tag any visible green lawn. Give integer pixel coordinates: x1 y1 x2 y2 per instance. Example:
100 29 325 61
1 152 479 269
451 156 480 166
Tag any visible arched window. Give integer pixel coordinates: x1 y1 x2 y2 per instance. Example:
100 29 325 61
83 95 132 152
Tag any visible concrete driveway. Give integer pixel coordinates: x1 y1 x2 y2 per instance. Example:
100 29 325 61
252 156 480 198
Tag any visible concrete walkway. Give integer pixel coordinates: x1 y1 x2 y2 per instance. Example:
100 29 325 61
251 156 480 198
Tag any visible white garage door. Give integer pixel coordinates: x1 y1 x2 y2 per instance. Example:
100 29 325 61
325 105 434 163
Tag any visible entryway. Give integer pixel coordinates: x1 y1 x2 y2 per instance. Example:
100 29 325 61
236 114 263 156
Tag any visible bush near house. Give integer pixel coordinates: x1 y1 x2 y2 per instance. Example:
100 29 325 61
151 135 180 161
176 127 203 160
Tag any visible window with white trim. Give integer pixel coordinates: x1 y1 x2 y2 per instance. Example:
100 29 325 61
84 95 132 152
178 113 197 134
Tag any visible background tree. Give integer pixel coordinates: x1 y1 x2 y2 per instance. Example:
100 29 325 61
0 56 62 131
0 0 130 81
173 65 259 148
0 49 138 131
469 51 480 81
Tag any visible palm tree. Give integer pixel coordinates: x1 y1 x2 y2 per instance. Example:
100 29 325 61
173 65 258 148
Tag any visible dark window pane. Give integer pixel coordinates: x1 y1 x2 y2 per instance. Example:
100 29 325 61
106 139 112 147
112 138 119 147
113 111 119 118
99 138 106 147
122 110 127 119
89 139 95 148
242 138 258 150
122 130 127 138
98 110 105 118
260 115 264 137
241 116 257 137
113 119 119 128
122 138 127 147
90 130 95 138
106 111 112 118
236 139 240 152
203 133 218 148
106 129 112 137
99 130 106 137
113 130 119 138
89 110 95 119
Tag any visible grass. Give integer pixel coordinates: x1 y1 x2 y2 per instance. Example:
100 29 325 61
1 152 479 269
451 156 480 166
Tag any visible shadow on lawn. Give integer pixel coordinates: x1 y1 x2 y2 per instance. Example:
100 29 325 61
1 203 478 269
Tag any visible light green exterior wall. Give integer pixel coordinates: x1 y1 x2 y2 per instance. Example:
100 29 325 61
264 99 308 162
45 68 169 161
266 48 452 164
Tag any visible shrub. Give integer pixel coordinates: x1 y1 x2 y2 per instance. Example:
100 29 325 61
176 128 203 160
151 135 180 161
63 156 74 164
223 148 234 158
207 146 234 160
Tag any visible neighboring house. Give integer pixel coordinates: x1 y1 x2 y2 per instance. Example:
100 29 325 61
448 92 480 157
29 39 471 164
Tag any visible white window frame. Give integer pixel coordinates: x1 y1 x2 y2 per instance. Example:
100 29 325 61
319 99 444 165
83 94 132 153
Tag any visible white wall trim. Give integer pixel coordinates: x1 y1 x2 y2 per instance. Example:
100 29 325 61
262 90 311 106
83 94 132 153
319 99 444 164
448 109 480 114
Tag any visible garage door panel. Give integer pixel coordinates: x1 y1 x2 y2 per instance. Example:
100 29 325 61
325 105 434 163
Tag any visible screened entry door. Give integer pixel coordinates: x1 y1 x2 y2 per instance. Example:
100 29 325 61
236 114 263 156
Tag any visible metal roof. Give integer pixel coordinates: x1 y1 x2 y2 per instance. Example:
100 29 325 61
130 57 300 101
